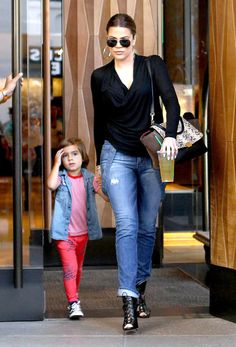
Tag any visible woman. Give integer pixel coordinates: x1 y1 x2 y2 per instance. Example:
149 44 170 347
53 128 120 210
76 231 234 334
91 13 180 331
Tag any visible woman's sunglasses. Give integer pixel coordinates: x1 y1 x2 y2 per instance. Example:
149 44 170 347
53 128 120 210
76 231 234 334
107 38 131 48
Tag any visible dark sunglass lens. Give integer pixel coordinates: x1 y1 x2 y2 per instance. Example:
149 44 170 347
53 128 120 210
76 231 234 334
107 39 117 47
120 39 131 47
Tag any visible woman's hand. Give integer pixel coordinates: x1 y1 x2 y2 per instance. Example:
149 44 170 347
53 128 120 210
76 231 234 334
95 165 102 183
3 73 23 97
95 165 101 176
160 137 178 160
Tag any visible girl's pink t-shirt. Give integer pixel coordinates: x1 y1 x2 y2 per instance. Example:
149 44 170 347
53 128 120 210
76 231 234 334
58 173 100 237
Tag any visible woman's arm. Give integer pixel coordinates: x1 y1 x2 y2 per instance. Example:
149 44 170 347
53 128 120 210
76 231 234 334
91 70 106 165
47 149 64 190
151 56 180 158
151 56 180 137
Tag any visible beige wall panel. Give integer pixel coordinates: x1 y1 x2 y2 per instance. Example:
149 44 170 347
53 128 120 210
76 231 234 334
110 0 120 14
134 0 144 54
94 37 103 68
209 0 236 268
64 0 159 227
94 0 104 35
127 0 137 16
64 0 78 135
76 1 89 86
64 45 73 128
143 0 157 54
63 0 71 28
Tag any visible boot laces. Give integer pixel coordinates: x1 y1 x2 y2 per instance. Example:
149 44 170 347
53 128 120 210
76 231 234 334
124 297 135 323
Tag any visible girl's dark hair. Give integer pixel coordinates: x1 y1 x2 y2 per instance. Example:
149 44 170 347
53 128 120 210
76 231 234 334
106 13 136 37
58 137 89 168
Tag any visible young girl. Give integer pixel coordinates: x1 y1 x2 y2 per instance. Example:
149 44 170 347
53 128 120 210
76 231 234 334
47 137 108 319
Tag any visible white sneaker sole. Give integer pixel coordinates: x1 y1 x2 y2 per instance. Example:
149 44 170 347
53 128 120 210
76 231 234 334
69 312 84 320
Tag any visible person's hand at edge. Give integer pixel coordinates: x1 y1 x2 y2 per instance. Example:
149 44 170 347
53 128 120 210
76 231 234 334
3 72 23 97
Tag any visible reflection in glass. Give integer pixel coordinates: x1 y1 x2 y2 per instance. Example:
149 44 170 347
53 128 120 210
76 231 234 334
163 0 208 233
0 2 13 267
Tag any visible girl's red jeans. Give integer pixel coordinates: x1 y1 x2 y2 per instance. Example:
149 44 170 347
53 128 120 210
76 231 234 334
55 234 88 303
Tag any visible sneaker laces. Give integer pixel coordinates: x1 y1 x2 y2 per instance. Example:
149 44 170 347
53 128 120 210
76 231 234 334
69 302 78 312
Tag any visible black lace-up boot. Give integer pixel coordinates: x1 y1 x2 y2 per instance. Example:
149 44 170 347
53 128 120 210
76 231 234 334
136 281 151 318
122 296 138 331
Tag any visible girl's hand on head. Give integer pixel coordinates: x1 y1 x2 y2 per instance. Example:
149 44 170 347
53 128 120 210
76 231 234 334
54 148 64 166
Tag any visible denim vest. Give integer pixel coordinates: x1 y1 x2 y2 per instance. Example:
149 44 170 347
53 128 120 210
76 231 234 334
50 168 102 241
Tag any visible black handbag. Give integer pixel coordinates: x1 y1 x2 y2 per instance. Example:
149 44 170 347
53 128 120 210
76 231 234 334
140 59 208 167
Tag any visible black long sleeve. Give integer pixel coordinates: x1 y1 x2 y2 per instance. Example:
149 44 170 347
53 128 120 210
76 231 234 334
150 55 180 137
91 54 180 164
91 70 107 165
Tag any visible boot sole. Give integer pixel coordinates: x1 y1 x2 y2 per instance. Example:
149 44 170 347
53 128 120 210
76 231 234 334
138 313 150 318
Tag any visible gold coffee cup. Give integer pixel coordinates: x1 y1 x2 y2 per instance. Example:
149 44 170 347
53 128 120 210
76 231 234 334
157 151 175 182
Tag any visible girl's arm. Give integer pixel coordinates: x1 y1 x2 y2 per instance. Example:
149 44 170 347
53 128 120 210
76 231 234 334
97 188 110 202
47 148 64 190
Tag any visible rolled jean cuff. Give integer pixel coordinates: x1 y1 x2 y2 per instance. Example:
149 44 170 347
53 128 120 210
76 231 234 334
117 288 139 299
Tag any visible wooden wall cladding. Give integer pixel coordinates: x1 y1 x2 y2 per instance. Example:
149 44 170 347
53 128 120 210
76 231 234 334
64 0 160 227
209 0 236 269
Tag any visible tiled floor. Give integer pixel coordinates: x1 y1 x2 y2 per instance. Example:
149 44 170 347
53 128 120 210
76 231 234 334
1 316 236 347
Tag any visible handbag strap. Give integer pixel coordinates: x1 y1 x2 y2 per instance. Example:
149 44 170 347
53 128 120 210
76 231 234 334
146 58 184 134
146 58 155 125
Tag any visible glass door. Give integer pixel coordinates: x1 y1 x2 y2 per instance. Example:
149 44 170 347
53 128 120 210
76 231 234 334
0 0 44 269
0 1 14 268
162 0 209 265
21 0 44 267
0 0 44 321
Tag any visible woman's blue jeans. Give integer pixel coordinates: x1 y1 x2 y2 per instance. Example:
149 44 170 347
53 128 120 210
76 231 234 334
101 141 165 298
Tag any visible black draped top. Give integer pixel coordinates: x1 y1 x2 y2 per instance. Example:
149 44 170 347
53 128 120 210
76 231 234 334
91 54 180 164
